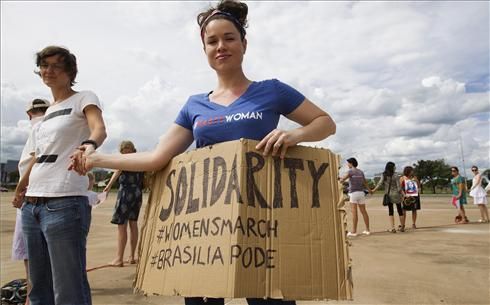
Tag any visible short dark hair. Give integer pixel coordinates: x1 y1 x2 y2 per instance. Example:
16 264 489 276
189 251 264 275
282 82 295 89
451 166 459 173
28 107 48 115
471 165 478 171
34 46 78 86
346 157 358 168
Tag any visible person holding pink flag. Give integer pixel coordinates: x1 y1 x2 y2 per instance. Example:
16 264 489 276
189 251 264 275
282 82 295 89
450 166 468 224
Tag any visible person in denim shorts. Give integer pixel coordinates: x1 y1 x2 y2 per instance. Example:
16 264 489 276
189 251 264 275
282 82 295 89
13 46 107 305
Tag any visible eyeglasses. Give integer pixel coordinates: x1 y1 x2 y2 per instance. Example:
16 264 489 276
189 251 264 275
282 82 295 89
39 63 65 71
471 169 477 172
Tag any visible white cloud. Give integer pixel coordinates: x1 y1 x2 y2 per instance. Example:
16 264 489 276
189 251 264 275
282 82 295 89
1 1 489 177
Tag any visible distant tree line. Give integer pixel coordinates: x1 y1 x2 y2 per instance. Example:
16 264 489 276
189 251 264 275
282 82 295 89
412 159 453 194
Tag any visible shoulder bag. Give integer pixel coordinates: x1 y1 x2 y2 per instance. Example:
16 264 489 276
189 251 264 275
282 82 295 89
382 176 392 206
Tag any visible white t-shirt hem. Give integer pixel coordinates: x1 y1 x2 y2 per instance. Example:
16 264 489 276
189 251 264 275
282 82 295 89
26 191 89 197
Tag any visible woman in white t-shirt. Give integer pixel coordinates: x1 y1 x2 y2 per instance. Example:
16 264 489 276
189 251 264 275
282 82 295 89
13 46 106 305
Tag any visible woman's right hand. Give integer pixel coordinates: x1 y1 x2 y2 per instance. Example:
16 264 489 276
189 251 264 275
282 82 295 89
69 146 95 175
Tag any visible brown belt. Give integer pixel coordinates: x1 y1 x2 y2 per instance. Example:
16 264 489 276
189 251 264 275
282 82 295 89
25 196 52 205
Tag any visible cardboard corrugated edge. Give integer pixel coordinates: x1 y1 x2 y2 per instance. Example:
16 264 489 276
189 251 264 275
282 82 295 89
134 157 172 295
335 154 353 301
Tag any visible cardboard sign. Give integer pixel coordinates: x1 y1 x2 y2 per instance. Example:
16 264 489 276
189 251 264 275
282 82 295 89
135 139 352 300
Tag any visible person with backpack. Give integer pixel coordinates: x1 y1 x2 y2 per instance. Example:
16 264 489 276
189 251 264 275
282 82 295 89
400 166 422 229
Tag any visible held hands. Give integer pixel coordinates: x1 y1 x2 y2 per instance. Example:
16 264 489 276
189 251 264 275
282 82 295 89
255 128 300 159
69 144 96 175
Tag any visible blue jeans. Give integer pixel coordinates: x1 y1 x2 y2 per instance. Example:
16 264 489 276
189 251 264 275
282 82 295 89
22 196 92 305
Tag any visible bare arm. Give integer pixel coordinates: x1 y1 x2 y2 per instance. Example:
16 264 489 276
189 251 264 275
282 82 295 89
13 156 37 208
339 172 350 184
70 105 107 172
84 105 107 149
457 182 464 198
471 174 481 191
399 176 406 196
363 178 370 191
103 170 122 192
87 124 194 172
256 98 336 158
371 177 383 193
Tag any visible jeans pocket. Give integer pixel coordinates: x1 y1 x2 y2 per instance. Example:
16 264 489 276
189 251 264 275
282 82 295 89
43 197 84 237
45 197 80 221
46 198 75 211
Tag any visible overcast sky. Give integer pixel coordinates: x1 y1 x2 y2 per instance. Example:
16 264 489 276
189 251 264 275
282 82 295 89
1 1 489 177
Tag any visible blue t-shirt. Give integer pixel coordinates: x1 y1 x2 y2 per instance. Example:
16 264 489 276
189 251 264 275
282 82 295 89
175 79 305 148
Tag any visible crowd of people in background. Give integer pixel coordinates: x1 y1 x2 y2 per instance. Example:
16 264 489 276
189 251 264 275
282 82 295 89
340 159 489 237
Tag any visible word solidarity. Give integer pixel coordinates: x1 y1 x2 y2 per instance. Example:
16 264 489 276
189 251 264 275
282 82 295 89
150 245 277 270
159 152 329 222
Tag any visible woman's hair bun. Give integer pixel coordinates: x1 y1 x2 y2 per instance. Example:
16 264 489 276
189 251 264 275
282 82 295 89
217 0 248 28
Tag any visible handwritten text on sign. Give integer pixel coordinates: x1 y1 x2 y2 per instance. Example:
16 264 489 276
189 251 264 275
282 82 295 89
159 152 329 222
150 151 329 271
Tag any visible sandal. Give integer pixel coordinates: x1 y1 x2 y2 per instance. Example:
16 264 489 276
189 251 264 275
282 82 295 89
399 225 405 232
389 228 397 233
412 224 417 229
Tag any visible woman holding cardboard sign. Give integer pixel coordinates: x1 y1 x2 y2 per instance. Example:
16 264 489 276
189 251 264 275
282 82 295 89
70 0 335 304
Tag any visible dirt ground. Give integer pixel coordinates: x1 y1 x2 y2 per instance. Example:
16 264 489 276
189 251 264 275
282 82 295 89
1 193 489 305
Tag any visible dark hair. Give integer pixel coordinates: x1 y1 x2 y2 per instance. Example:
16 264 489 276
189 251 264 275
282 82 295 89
29 107 48 115
403 166 414 177
383 162 395 180
197 0 248 41
34 46 78 86
451 166 459 173
346 157 358 168
471 165 478 171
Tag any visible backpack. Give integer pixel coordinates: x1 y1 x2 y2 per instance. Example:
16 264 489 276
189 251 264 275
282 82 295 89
1 279 27 305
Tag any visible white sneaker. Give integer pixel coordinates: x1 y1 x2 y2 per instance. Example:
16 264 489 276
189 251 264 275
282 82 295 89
362 230 371 236
347 232 358 237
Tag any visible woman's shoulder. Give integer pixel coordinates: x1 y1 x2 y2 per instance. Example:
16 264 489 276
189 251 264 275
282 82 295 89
186 92 211 104
253 78 287 88
76 90 98 99
352 168 365 175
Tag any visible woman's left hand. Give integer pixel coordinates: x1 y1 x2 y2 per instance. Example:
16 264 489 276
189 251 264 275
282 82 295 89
69 144 95 175
12 188 26 208
256 129 300 159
